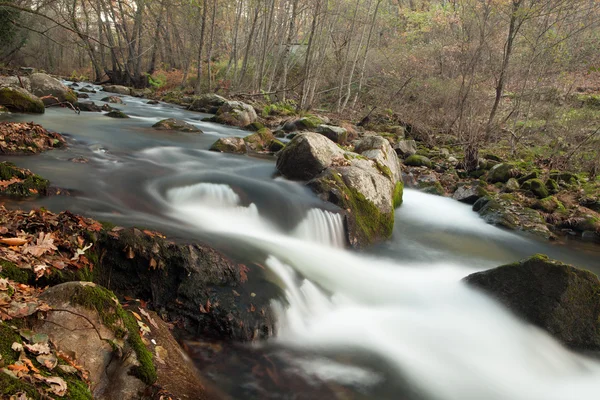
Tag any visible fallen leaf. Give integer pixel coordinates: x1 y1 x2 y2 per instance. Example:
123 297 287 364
131 311 142 321
11 342 23 352
23 232 57 257
42 375 68 396
0 238 27 246
139 308 159 329
71 243 92 261
24 342 51 355
36 353 58 369
137 320 151 335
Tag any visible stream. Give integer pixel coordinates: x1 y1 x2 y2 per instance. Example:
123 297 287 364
2 84 600 400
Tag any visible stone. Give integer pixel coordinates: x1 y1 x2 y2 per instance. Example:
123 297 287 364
106 110 129 118
464 255 600 350
75 101 102 112
453 183 487 204
77 92 89 99
404 154 432 168
282 115 323 132
355 135 401 183
315 124 348 144
214 101 258 127
0 86 45 113
505 178 520 192
102 85 131 95
189 93 228 113
521 178 549 199
101 96 124 104
394 140 417 157
28 73 78 105
147 100 160 105
487 163 517 183
152 118 202 133
243 128 277 152
78 87 96 93
276 132 344 180
209 137 247 154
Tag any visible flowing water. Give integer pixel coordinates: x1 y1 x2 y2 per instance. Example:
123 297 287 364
2 84 600 399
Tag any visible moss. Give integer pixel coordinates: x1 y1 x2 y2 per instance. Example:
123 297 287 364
0 259 33 284
535 196 565 213
0 372 41 399
393 182 404 208
0 162 28 180
70 285 157 384
521 178 549 199
268 139 285 152
246 121 265 131
0 321 22 366
297 115 323 130
418 181 444 196
0 86 45 114
545 178 559 194
375 161 393 179
404 154 432 168
99 220 117 230
3 175 49 197
106 110 129 119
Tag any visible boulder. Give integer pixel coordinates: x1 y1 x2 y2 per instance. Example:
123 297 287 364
214 101 258 127
77 92 89 99
103 85 131 95
276 132 344 180
243 128 280 152
78 87 96 93
147 100 160 105
209 137 247 154
189 93 228 113
152 118 202 133
315 124 348 144
521 178 549 199
404 154 432 168
505 178 520 192
0 86 45 113
101 96 124 104
488 163 518 183
354 135 401 183
106 110 129 118
28 73 77 105
394 140 417 157
464 255 600 350
75 101 102 112
282 115 323 132
34 282 152 399
453 183 487 204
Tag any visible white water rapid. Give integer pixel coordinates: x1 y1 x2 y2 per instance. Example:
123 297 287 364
159 184 600 400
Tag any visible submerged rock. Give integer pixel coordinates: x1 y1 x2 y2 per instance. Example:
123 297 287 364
152 118 202 133
106 110 129 118
464 255 600 350
214 100 258 127
0 86 45 113
209 137 247 154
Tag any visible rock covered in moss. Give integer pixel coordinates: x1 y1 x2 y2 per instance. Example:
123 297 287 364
105 110 129 119
102 85 131 95
209 137 247 154
214 100 258 127
505 178 520 192
28 73 77 105
545 178 559 194
549 171 579 186
0 162 49 197
276 132 345 180
282 115 323 132
355 135 401 183
101 96 124 104
0 86 45 113
243 128 278 152
189 93 228 113
404 154 432 168
464 254 600 350
315 124 348 144
534 196 565 213
521 178 549 199
487 163 518 183
152 118 201 133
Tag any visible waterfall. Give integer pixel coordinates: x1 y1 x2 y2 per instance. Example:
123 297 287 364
293 208 346 248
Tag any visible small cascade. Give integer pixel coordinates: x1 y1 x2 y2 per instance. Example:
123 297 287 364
293 208 346 248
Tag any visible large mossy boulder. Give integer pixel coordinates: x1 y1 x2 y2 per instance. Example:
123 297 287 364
106 110 129 118
487 163 517 183
282 115 323 132
278 132 403 248
464 255 600 350
315 124 348 144
521 178 549 199
0 86 45 113
276 132 344 180
209 137 247 154
243 128 281 152
214 101 258 127
152 118 202 133
189 93 228 113
404 154 432 168
28 73 77 105
102 85 131 95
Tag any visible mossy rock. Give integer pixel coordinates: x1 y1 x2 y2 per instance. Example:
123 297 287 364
243 128 276 152
268 139 285 152
404 154 432 168
545 178 559 194
0 259 33 284
487 163 517 184
283 115 323 131
534 196 565 213
521 178 549 199
464 254 600 350
518 171 538 185
418 180 444 196
209 137 247 154
246 121 265 131
549 171 579 186
0 162 49 198
152 118 201 133
105 110 129 119
0 86 45 113
504 178 520 192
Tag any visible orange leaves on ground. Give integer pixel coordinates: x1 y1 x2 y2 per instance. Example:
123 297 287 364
0 237 28 246
239 264 250 283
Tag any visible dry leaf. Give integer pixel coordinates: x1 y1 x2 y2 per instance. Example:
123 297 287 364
139 308 159 329
0 237 28 246
24 342 51 355
42 376 68 396
131 311 142 321
23 232 57 257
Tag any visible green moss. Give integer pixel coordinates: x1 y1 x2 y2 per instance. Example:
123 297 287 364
0 86 45 114
0 372 40 399
535 196 565 213
0 162 28 180
393 182 404 208
375 161 393 179
521 178 549 199
247 121 265 131
0 321 22 365
404 154 432 168
297 115 323 130
3 175 49 197
106 110 129 119
0 259 33 284
545 178 559 194
99 220 117 230
268 139 285 152
70 285 157 384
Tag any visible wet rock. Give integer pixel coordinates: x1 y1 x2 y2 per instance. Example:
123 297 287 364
152 118 202 133
189 93 228 113
75 101 101 112
28 73 77 105
77 92 89 99
276 132 344 180
214 101 258 127
0 86 45 113
464 255 600 350
417 173 444 196
78 87 96 93
209 137 247 154
147 100 160 105
243 128 280 152
70 156 89 163
404 154 432 168
106 110 129 118
101 96 124 104
95 228 276 341
453 183 487 204
101 104 115 112
487 163 518 183
34 282 151 399
102 84 131 95
521 178 549 199
315 124 348 144
282 115 324 132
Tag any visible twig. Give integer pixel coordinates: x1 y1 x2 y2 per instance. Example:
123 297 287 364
39 95 80 114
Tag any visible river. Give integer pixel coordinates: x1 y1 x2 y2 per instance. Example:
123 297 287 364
2 84 600 400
